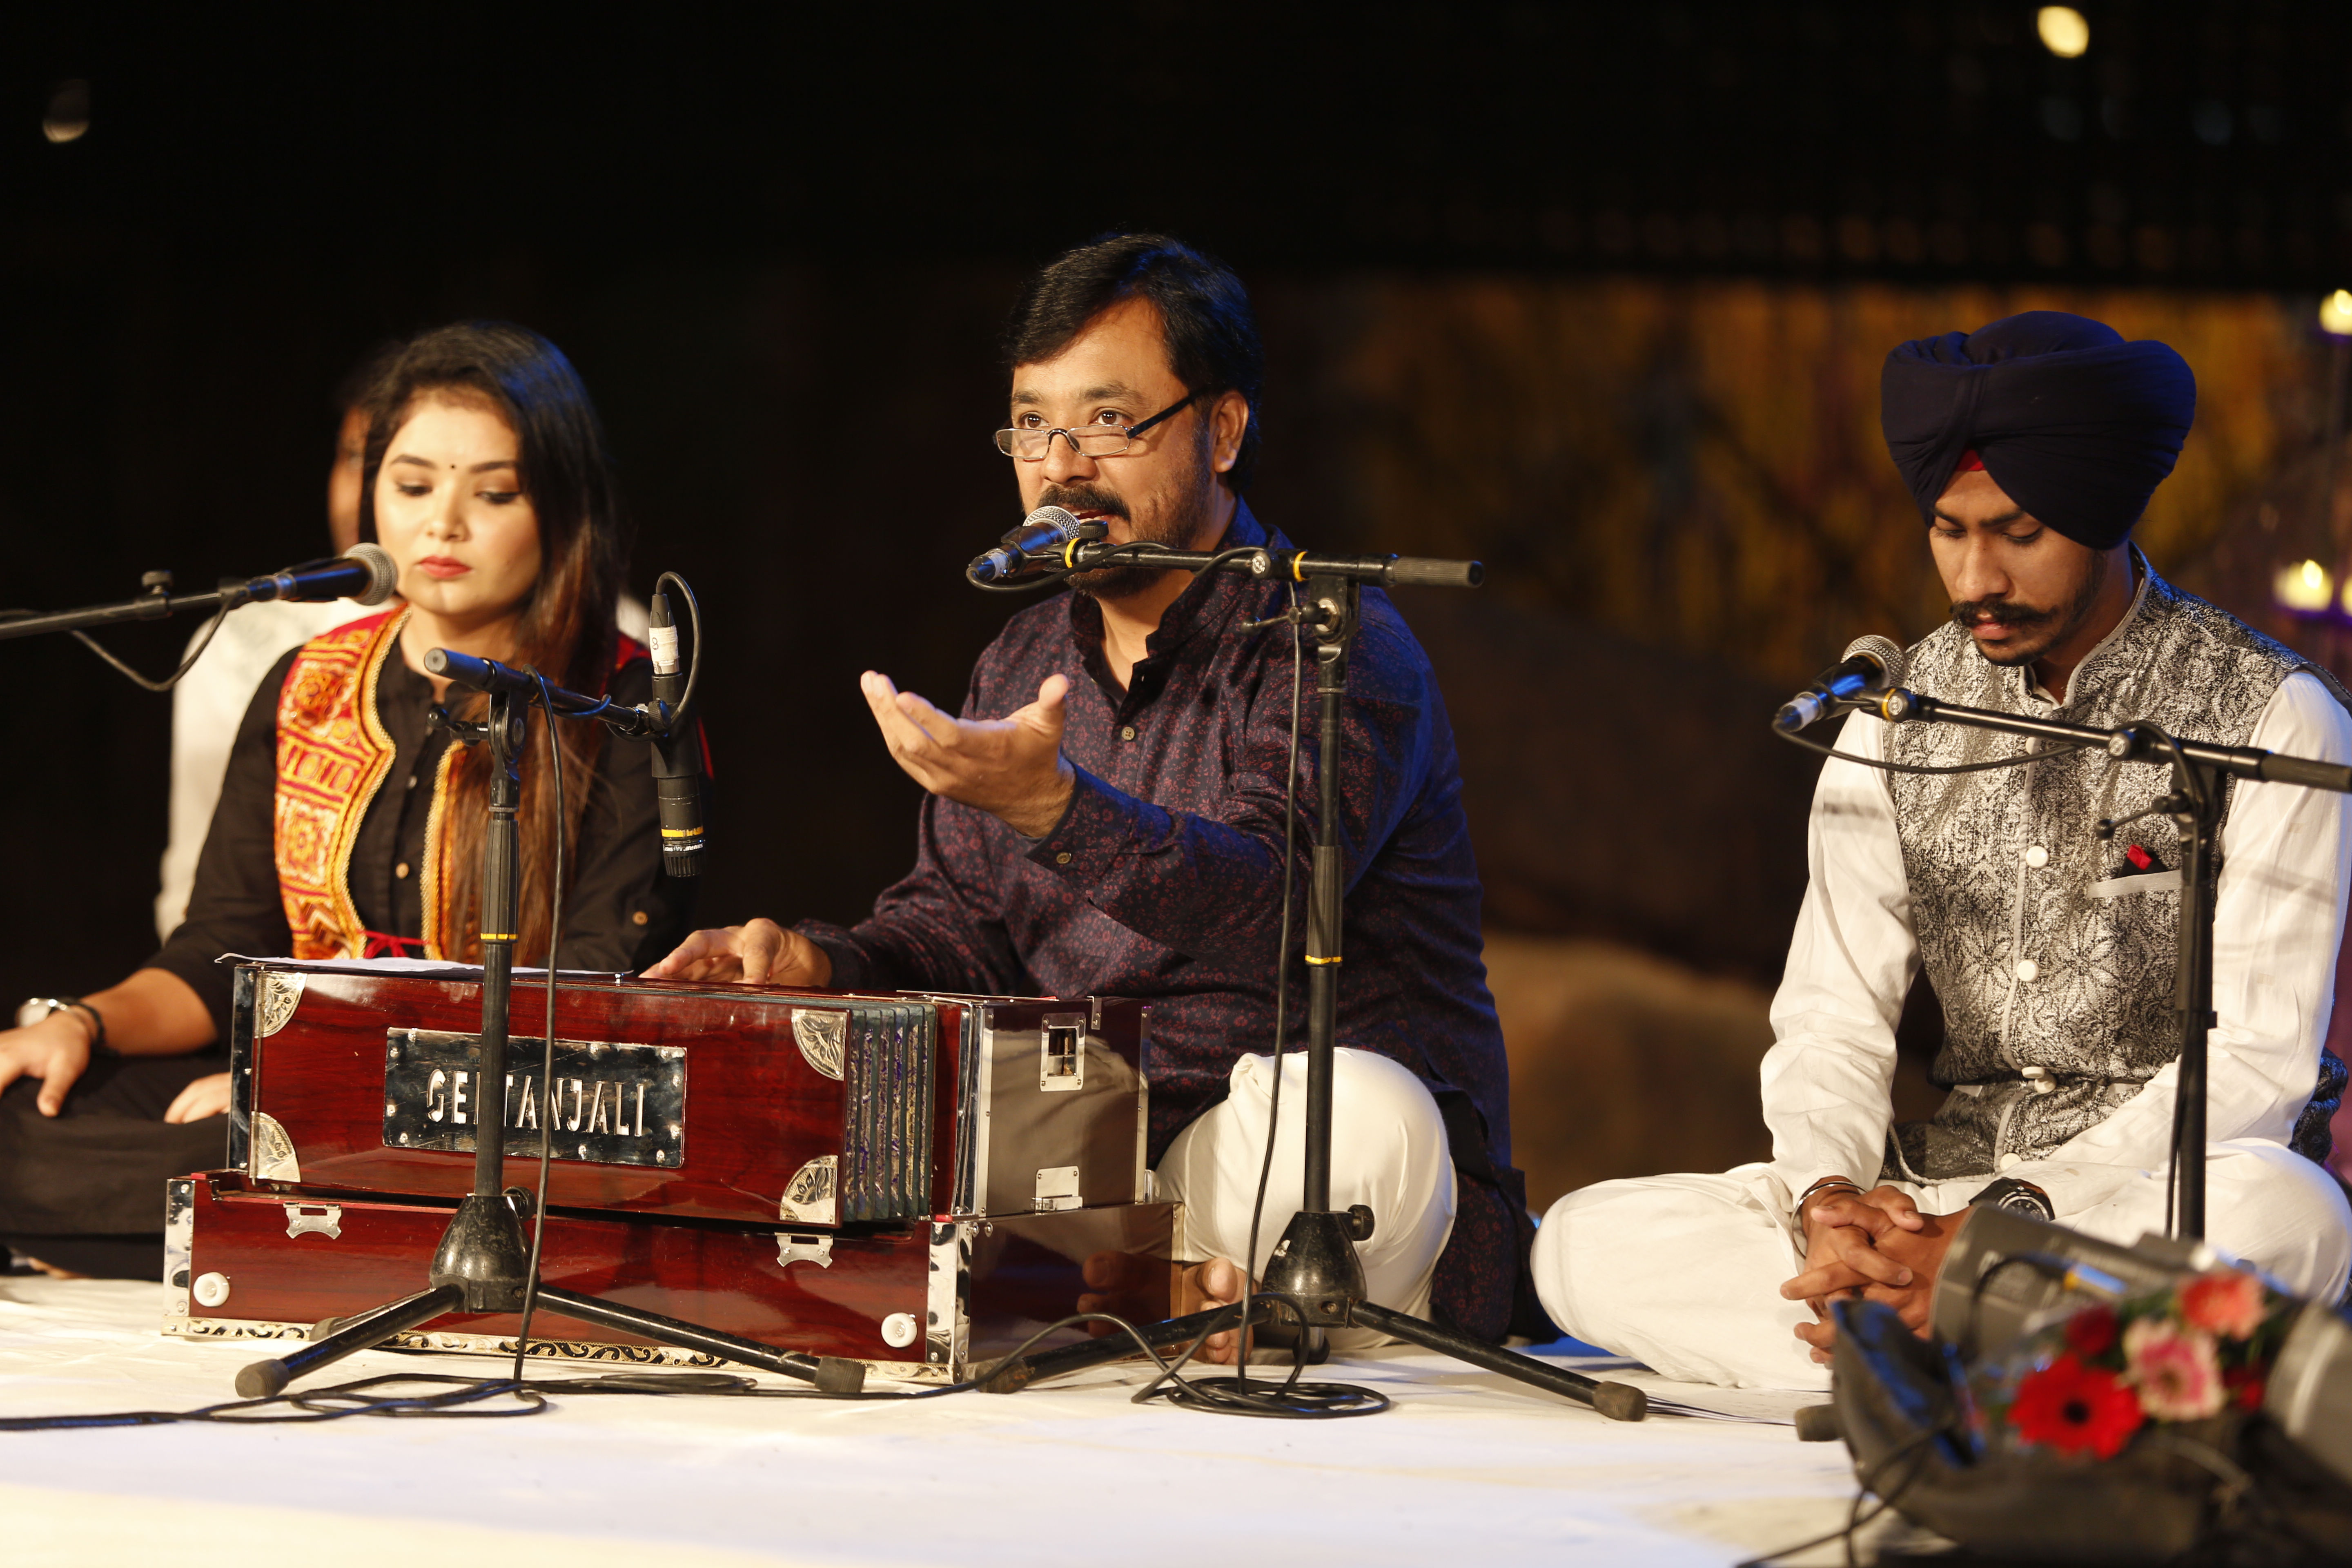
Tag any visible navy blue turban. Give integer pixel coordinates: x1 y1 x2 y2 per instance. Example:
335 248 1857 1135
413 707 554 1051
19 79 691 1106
1880 311 2196 550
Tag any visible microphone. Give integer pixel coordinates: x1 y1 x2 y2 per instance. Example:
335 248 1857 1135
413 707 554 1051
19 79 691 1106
240 544 400 606
968 506 1107 583
1773 635 1908 733
646 590 705 878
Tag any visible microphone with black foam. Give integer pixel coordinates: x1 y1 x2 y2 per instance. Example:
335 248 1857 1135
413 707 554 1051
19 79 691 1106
967 506 1108 584
1773 635 1907 733
646 590 705 878
238 543 401 606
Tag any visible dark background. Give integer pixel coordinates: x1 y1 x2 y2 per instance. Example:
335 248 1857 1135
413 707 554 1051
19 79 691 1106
4 3 2346 1020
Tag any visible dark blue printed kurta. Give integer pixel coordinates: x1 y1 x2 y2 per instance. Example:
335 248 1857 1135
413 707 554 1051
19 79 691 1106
799 506 1525 1336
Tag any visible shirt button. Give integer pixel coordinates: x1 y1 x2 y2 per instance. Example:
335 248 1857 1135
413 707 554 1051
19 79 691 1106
394 862 412 880
630 910 649 927
1120 725 1136 741
2024 846 2048 868
2015 959 2039 982
406 773 418 790
1997 1153 2022 1172
1054 851 1071 865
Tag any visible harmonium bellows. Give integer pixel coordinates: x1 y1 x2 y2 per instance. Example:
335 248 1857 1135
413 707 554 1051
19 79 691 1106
220 959 1152 1225
170 960 1181 1382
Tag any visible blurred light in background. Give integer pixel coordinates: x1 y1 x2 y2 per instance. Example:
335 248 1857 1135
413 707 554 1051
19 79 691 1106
42 80 88 144
2036 7 2091 59
2321 290 2352 337
2276 559 2335 612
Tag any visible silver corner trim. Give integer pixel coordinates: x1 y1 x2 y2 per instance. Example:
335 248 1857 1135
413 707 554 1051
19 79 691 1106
251 1111 301 1182
792 1009 848 1081
779 1154 839 1225
255 971 305 1037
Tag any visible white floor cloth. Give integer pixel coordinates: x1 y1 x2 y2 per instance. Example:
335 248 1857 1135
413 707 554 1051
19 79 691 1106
0 1277 1952 1566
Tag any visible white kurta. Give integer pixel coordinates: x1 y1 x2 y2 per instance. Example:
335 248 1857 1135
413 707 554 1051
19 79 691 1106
1534 672 2352 1390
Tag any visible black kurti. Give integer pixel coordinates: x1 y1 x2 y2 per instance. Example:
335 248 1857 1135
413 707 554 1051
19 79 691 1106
0 638 691 1276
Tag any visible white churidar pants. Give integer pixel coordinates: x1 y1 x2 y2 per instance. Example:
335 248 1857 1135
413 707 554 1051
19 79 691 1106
1156 1047 1457 1351
1531 1140 2352 1390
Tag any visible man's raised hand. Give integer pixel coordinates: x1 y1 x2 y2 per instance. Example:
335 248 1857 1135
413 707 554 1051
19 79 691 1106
861 671 1076 838
644 918 833 987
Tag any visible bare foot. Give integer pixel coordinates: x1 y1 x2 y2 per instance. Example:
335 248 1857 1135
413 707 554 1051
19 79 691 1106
23 1257 88 1280
1179 1258 1250 1364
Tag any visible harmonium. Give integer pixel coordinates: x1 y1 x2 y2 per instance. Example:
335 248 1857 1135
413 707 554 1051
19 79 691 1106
165 958 1192 1383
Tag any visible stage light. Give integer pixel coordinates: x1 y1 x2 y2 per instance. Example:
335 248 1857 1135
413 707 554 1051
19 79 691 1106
2276 559 2334 612
42 79 88 143
2320 290 2352 337
2036 7 2090 59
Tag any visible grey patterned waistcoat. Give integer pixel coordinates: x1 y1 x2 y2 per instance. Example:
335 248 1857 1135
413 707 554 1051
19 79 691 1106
1881 561 2347 1181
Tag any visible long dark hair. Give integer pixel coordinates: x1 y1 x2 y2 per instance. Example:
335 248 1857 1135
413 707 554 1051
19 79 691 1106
356 322 630 964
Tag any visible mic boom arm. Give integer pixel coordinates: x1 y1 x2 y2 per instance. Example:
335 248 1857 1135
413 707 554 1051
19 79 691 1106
0 545 401 645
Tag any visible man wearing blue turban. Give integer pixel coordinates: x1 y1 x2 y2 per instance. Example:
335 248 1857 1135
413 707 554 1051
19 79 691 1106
1532 312 2352 1389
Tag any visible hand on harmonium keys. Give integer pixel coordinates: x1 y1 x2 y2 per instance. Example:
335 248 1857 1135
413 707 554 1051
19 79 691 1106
644 917 833 987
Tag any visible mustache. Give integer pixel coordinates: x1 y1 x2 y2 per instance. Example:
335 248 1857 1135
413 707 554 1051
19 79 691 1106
1036 483 1129 521
1949 597 2057 630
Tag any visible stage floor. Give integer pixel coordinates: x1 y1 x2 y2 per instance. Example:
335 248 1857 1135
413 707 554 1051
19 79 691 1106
0 1276 1949 1566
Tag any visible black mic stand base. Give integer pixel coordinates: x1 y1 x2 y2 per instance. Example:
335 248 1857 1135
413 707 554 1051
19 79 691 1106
973 1209 1649 1421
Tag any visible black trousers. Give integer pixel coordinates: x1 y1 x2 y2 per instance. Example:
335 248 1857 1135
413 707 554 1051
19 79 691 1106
0 1052 227 1278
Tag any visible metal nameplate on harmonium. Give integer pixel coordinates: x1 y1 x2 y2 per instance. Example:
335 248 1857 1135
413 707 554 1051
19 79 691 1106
379 1029 685 1167
227 959 1151 1230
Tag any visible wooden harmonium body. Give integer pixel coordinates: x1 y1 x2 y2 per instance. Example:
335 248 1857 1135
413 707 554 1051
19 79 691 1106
224 959 1154 1227
163 1172 1183 1381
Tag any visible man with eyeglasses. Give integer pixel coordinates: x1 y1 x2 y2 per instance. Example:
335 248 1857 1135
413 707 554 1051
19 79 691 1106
650 234 1528 1356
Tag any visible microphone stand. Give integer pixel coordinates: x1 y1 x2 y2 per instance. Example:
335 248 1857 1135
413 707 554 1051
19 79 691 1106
232 611 867 1400
0 561 378 641
1837 684 2352 1241
0 572 242 641
973 539 1650 1422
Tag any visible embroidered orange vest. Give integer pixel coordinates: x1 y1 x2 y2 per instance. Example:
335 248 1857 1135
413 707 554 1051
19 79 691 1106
273 617 648 962
273 609 464 960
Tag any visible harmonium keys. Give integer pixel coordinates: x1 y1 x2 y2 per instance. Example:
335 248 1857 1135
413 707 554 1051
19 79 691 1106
224 959 1153 1227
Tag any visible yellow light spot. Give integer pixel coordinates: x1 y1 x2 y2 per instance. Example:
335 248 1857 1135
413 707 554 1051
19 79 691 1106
2276 560 2335 612
2321 290 2352 337
2037 7 2090 58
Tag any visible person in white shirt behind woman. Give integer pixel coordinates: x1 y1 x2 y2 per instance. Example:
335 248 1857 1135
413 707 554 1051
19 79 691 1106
1532 312 2352 1390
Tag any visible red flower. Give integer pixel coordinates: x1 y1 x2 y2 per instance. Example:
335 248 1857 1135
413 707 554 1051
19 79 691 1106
2010 1353 2145 1459
2064 1305 2119 1359
2179 1269 2267 1341
2223 1365 2267 1413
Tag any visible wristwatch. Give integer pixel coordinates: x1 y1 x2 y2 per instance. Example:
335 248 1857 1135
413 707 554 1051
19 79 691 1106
1969 1176 2055 1222
16 996 109 1054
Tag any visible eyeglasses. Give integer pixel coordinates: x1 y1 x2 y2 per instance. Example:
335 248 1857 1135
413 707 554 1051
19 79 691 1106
994 392 1196 461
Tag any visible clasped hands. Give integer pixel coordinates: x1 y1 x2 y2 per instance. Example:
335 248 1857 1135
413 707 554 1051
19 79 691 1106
1780 1183 1958 1365
646 670 1076 985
